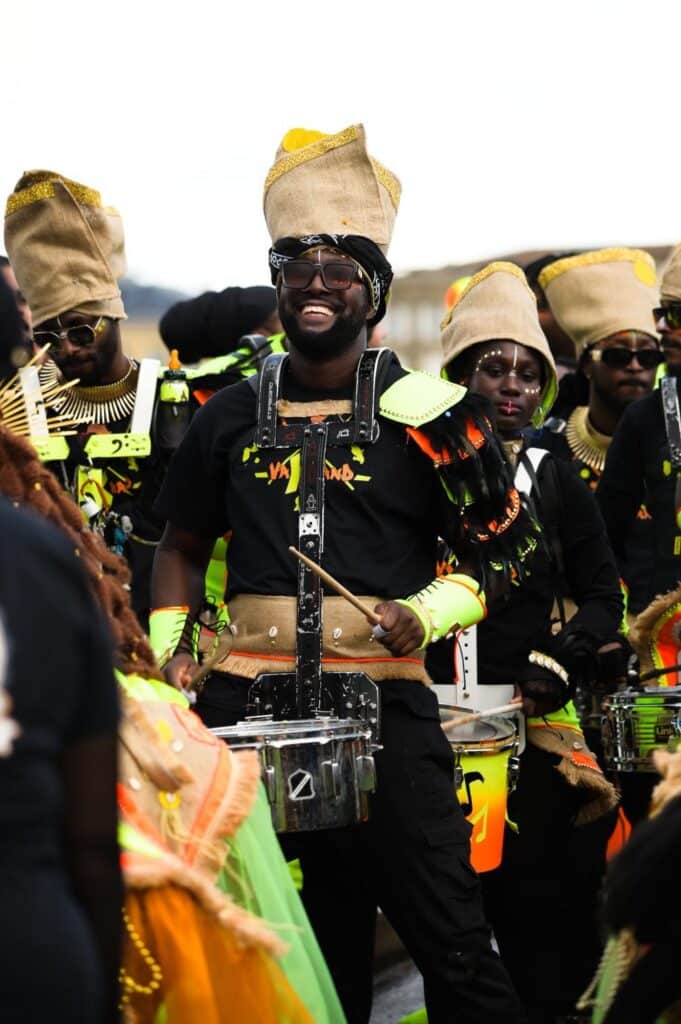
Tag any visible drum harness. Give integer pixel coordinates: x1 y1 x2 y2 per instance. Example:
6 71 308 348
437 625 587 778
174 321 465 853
245 348 392 737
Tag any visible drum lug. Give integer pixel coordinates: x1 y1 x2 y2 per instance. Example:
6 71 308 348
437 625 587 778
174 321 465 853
507 755 520 794
263 764 277 804
356 754 377 793
454 763 464 790
322 759 342 800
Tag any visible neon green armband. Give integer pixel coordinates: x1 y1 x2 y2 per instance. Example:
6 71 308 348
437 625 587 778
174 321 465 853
148 606 190 666
396 573 486 648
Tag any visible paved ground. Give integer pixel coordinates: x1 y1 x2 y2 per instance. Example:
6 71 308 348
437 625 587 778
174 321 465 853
370 958 423 1024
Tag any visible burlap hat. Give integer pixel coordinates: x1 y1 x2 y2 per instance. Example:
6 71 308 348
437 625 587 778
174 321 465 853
440 262 557 427
4 170 126 326
660 243 681 303
538 247 658 353
263 124 401 252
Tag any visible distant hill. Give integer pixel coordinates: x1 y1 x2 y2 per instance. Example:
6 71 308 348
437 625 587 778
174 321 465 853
120 278 187 319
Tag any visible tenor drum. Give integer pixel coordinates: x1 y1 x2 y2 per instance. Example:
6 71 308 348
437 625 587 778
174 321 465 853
440 706 519 873
211 715 376 832
601 687 681 772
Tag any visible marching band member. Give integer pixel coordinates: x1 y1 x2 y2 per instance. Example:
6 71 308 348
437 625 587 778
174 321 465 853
151 124 537 1024
433 262 621 1023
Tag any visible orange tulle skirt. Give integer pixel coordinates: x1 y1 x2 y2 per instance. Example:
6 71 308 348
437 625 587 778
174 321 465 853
121 886 314 1024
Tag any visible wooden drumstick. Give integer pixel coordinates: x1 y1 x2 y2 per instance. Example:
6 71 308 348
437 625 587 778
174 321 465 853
442 700 523 734
184 632 235 694
289 546 383 625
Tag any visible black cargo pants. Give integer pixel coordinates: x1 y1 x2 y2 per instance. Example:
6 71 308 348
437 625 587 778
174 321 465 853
198 674 526 1024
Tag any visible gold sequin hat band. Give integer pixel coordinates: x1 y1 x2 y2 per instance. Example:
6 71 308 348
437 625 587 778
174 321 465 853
4 170 127 326
263 124 401 254
661 242 681 304
440 262 558 428
538 248 658 354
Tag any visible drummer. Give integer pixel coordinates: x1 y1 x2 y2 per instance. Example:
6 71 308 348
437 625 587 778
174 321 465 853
431 262 622 1023
150 125 535 1024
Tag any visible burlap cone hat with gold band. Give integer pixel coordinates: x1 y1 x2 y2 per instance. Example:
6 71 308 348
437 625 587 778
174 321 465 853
660 242 681 303
440 261 558 427
263 124 401 252
538 247 658 354
4 170 126 326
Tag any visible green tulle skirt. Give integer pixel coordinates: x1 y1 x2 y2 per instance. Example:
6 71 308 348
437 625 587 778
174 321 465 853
218 785 347 1024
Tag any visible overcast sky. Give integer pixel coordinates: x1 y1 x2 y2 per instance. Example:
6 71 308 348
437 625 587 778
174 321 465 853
2 1 676 295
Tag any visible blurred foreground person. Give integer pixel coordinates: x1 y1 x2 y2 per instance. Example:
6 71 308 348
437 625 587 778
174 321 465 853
0 253 33 365
435 262 620 1024
0 274 121 1023
578 748 681 1023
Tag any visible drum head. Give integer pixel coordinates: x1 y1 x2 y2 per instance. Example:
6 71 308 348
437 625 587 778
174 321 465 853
439 705 516 750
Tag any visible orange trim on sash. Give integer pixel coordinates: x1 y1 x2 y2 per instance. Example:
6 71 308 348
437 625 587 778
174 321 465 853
227 649 425 667
193 389 215 406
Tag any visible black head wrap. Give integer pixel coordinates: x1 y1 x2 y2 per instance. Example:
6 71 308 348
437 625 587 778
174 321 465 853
269 234 393 326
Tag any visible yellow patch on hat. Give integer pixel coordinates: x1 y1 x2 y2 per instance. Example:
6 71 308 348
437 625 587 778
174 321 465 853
281 128 327 153
634 258 656 287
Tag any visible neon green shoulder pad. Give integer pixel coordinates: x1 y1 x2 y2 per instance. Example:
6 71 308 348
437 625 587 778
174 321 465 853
379 370 467 427
184 350 250 379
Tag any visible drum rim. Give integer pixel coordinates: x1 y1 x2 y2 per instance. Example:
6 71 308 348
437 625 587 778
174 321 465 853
210 715 371 741
439 704 517 752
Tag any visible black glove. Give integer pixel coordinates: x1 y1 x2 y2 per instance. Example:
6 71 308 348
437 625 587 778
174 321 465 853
516 662 569 717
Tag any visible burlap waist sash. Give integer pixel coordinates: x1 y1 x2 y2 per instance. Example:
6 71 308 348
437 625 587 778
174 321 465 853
215 594 430 685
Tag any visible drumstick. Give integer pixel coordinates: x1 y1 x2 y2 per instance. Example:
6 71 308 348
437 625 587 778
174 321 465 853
289 546 383 626
442 700 523 734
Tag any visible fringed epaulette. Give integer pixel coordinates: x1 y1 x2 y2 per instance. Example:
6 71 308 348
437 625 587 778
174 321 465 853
402 391 539 583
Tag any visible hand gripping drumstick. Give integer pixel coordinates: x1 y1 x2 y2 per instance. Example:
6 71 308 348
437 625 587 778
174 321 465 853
442 700 523 734
289 546 383 626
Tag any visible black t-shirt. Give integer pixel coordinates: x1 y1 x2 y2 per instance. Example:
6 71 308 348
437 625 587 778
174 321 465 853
155 359 458 601
427 453 623 685
537 421 655 614
596 387 680 602
0 499 118 863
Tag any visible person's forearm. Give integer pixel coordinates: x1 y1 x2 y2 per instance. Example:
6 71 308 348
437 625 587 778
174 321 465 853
151 525 213 612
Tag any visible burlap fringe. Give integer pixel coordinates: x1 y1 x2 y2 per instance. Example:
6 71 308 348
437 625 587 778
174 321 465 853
629 583 681 674
528 725 619 825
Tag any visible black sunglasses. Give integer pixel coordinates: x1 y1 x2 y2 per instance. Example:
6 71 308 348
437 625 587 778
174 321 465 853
280 259 361 292
588 346 664 370
654 305 681 330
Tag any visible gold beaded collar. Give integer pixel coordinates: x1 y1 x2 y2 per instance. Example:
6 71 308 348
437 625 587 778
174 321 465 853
565 406 611 474
40 357 139 425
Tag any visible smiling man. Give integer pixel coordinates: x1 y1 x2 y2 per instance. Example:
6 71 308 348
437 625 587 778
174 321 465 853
536 248 662 617
151 125 534 1024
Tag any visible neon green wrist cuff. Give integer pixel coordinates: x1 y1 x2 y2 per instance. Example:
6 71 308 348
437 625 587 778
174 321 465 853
148 606 190 666
397 574 487 649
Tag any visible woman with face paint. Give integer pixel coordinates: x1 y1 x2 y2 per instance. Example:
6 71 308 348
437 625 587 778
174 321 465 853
431 263 624 1024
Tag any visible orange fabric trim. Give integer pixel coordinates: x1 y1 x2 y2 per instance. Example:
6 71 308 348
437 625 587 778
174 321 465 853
530 720 584 735
149 605 189 616
193 389 215 406
571 750 602 773
184 745 231 868
406 427 453 466
228 648 424 667
117 783 167 849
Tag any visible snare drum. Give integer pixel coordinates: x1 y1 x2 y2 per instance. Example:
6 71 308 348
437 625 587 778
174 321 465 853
211 716 376 832
440 706 519 873
602 687 681 772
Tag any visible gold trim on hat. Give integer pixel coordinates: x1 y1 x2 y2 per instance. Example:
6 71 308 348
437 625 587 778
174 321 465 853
370 158 401 211
6 181 56 217
441 261 528 330
6 177 103 218
538 247 656 289
263 124 361 196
